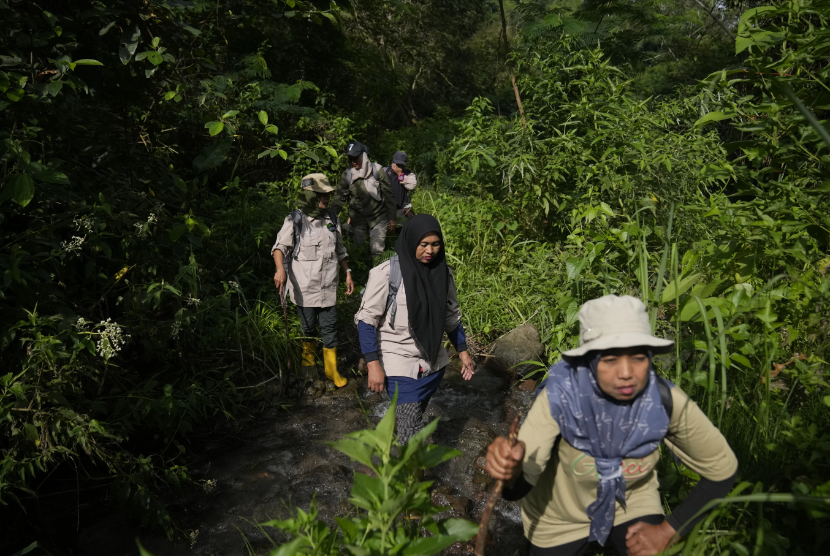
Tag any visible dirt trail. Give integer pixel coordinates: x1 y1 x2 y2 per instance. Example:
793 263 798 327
79 360 534 555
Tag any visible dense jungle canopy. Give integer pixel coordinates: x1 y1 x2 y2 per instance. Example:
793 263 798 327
1 0 830 554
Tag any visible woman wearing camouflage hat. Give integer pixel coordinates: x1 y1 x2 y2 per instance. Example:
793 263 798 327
484 294 738 556
272 173 355 388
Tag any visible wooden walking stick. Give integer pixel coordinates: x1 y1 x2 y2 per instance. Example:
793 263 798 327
278 266 292 374
475 414 521 556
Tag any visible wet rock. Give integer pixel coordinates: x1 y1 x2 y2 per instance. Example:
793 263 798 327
78 360 536 556
487 324 544 377
431 486 471 519
330 378 358 397
435 417 497 494
297 364 320 384
518 379 537 391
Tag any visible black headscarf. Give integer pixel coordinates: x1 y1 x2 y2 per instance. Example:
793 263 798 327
395 214 448 367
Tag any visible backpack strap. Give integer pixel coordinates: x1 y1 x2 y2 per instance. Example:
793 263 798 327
326 207 339 227
290 209 304 262
656 375 674 421
386 255 402 329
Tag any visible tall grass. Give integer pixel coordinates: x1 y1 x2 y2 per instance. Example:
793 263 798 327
419 189 830 553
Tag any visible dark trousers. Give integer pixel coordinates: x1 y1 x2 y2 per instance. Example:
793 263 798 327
527 515 665 556
296 305 338 348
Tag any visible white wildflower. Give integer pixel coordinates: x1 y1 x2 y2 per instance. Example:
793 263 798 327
73 215 94 233
147 212 158 224
203 479 217 492
185 294 201 306
134 222 148 238
228 281 239 289
96 318 130 361
61 235 86 254
171 321 181 339
74 317 87 330
188 529 200 547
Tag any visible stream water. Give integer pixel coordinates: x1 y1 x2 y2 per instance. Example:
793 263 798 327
75 359 535 555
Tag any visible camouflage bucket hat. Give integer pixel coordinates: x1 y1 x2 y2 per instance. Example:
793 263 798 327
301 173 335 194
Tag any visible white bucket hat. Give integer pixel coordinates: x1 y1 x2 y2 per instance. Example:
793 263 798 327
562 295 674 357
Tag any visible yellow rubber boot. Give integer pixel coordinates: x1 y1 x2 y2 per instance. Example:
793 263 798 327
301 341 317 367
323 347 348 388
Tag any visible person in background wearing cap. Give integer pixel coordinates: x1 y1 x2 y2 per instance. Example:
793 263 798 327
332 141 396 260
385 151 417 222
272 173 355 389
484 295 738 556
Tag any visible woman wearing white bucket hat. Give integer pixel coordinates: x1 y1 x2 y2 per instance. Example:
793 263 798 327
485 295 738 556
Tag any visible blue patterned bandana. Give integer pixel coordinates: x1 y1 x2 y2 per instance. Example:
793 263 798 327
542 356 669 545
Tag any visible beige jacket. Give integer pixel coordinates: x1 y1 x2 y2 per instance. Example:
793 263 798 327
271 212 347 308
355 259 461 378
518 387 738 548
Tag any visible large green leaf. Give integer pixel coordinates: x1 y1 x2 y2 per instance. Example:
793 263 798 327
136 539 154 556
266 537 308 556
661 273 700 303
566 257 588 281
417 444 461 469
1 174 35 207
355 390 396 451
411 518 479 554
693 111 735 128
72 59 103 67
435 518 480 541
205 120 224 136
30 170 69 185
119 25 141 65
349 472 384 511
737 6 778 36
328 438 375 468
193 136 232 173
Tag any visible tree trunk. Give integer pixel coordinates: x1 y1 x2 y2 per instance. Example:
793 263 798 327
498 0 526 126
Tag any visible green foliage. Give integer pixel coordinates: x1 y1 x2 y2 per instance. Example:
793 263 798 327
1 0 828 552
257 394 479 555
437 35 728 229
423 1 830 552
0 0 346 533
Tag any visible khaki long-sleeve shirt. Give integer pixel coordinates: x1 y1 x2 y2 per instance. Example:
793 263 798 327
331 162 396 229
518 386 738 548
271 211 347 308
354 259 462 378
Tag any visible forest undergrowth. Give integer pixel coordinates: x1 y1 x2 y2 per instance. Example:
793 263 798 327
2 0 830 554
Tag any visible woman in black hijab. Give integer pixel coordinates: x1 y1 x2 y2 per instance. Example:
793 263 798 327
355 214 475 443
